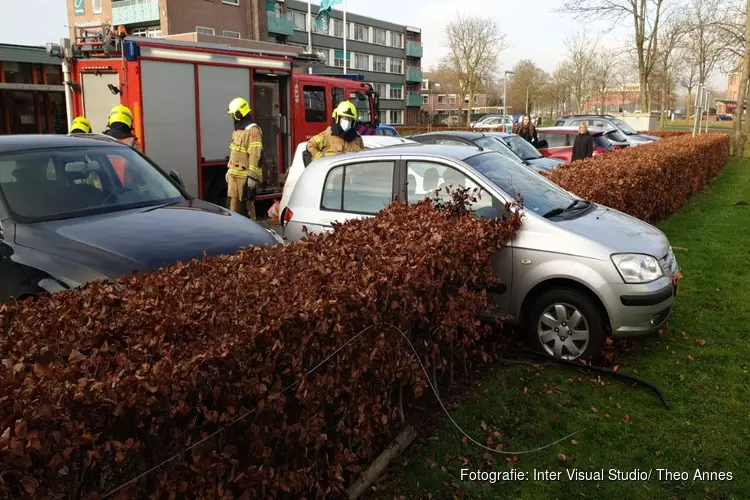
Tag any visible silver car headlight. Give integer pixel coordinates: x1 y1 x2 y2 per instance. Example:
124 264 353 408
611 254 663 283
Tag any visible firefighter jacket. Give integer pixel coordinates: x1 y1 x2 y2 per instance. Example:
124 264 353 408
306 125 364 160
228 120 263 182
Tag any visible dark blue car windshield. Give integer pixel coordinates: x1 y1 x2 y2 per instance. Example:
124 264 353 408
0 146 184 223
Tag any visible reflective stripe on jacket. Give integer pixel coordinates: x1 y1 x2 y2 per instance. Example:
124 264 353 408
306 126 365 160
228 123 263 181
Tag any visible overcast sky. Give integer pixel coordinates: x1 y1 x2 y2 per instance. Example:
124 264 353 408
0 0 726 89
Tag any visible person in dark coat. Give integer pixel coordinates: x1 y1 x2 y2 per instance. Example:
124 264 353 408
571 122 595 161
513 115 539 145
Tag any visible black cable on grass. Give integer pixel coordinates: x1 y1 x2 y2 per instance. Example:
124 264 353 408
498 349 671 409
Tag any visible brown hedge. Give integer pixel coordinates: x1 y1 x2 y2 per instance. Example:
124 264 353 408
546 133 728 222
0 195 520 498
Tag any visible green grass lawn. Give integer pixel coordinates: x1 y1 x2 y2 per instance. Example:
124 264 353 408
389 160 750 499
661 119 734 130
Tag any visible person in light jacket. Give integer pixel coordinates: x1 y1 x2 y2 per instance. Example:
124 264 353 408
571 122 595 161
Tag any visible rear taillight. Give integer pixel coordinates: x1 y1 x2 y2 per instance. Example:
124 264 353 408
281 207 293 227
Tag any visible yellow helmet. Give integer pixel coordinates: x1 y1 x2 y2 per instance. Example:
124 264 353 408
332 100 357 121
70 116 92 134
228 97 251 120
108 104 133 128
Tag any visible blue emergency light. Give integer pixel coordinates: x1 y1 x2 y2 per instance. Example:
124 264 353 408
328 74 365 81
123 40 138 61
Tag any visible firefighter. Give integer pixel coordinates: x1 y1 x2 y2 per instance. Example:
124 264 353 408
226 97 263 220
103 104 142 152
69 116 92 134
306 101 364 161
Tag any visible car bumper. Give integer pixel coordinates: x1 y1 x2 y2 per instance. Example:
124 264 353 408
605 279 677 338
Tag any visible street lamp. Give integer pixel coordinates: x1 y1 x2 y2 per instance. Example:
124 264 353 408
503 70 514 121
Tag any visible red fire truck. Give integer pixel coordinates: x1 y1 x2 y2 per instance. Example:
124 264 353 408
57 26 380 206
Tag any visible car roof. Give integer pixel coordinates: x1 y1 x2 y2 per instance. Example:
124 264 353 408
538 126 605 136
407 131 486 140
305 143 482 167
0 134 128 154
561 114 616 119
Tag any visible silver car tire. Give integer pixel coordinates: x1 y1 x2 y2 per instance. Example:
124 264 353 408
527 287 607 361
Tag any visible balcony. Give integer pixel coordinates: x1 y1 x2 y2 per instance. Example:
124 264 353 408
406 91 423 107
406 41 423 58
112 0 160 25
267 12 294 37
406 66 423 83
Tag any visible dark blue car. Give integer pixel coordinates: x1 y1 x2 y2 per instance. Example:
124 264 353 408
0 135 281 303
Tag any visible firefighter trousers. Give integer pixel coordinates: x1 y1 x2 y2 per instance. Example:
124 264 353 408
229 197 257 220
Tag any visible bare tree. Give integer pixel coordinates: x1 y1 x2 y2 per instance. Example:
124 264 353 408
613 60 638 111
563 30 598 113
560 0 666 111
686 0 727 86
442 15 509 125
591 52 619 113
676 50 700 114
656 13 687 126
506 60 549 114
732 0 750 157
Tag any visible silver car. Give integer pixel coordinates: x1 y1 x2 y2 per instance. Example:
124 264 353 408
282 145 679 360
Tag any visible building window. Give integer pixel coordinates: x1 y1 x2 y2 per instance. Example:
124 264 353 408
422 94 429 104
389 85 403 100
421 79 428 91
292 11 307 31
315 47 328 65
437 95 446 104
373 28 386 45
473 95 479 104
222 0 240 4
353 53 369 71
196 26 215 35
389 110 403 124
449 94 456 105
391 31 403 48
45 65 62 85
149 27 162 37
304 86 326 122
373 55 386 72
389 58 403 74
351 23 366 41
92 0 102 14
333 50 349 68
223 30 241 38
333 19 343 37
2 62 33 84
373 83 387 97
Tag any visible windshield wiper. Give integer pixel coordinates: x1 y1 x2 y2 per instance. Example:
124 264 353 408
542 208 565 218
566 199 590 210
543 200 590 219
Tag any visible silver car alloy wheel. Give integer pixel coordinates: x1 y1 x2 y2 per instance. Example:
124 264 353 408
537 302 590 360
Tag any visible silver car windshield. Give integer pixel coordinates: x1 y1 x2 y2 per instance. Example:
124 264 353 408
502 135 543 160
465 152 575 216
0 146 184 223
610 117 637 135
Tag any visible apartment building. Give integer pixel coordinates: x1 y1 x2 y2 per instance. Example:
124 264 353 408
275 0 423 126
583 83 641 113
0 44 67 135
66 0 269 42
420 76 500 124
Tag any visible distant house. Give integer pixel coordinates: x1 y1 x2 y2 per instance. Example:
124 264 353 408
420 73 502 125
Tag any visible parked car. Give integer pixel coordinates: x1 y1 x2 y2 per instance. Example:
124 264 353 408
374 125 401 137
470 114 504 127
536 127 627 162
406 131 564 173
279 135 415 221
0 135 282 304
483 132 566 171
282 145 680 360
472 115 514 133
441 115 461 127
554 114 659 147
716 114 733 122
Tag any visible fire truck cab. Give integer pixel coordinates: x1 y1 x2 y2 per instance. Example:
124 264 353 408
60 27 379 207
